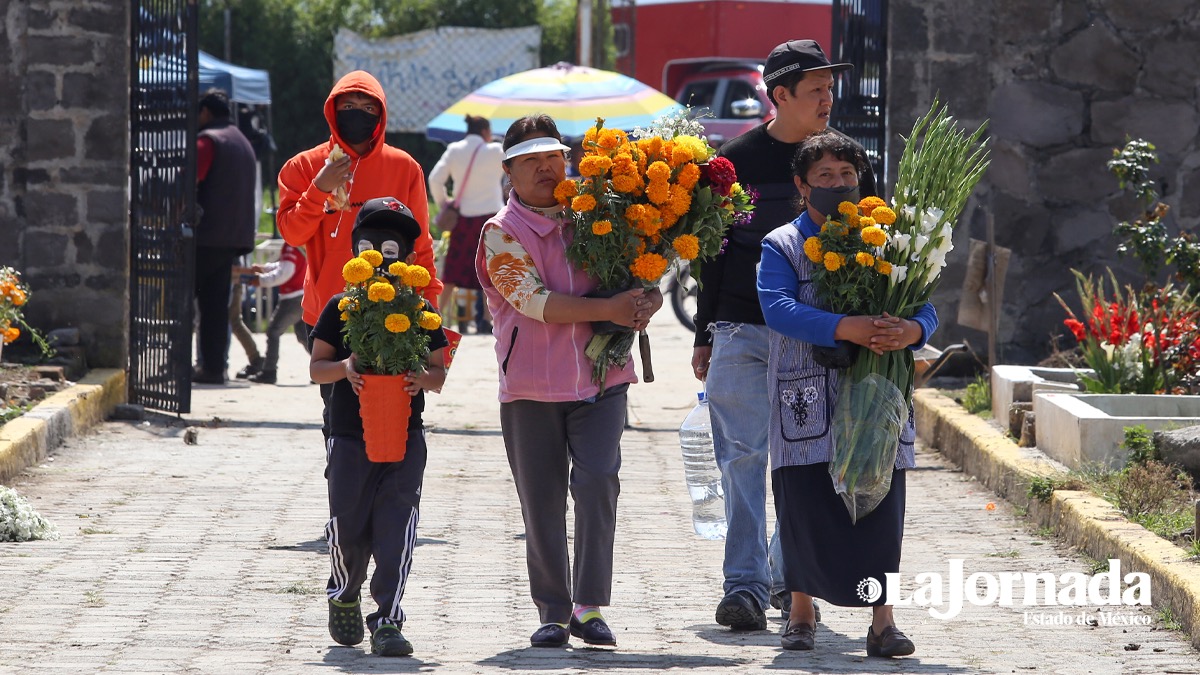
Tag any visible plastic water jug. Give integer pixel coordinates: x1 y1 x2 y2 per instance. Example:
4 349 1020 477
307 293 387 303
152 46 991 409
679 392 727 539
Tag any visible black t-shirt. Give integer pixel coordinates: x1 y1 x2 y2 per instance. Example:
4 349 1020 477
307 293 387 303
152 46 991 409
694 123 877 346
310 293 449 438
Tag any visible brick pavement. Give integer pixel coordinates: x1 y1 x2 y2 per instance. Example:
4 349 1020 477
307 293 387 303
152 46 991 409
0 312 1198 673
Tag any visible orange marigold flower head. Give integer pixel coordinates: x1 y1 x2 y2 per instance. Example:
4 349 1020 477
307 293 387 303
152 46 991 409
803 237 824 263
638 136 663 159
858 196 887 216
870 206 897 226
403 265 432 288
837 201 859 217
673 234 700 260
625 203 647 222
630 252 669 282
385 313 410 333
368 281 396 302
669 143 693 168
660 210 680 229
418 311 442 331
598 128 626 150
583 127 599 148
613 174 639 193
667 183 692 216
673 135 710 163
2 326 19 344
579 155 613 178
860 226 887 247
875 259 893 275
646 181 670 205
646 161 671 183
571 194 598 212
859 217 876 227
856 252 876 267
592 219 613 235
554 179 578 204
359 249 384 268
342 257 375 284
823 251 843 272
677 162 701 190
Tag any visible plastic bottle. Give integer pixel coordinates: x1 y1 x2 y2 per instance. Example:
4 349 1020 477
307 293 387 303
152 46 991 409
679 392 727 539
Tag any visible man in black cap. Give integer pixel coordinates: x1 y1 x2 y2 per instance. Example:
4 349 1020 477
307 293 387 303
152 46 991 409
690 39 877 633
309 196 450 657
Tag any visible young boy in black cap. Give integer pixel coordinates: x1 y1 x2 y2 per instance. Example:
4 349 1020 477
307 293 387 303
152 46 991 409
309 197 449 657
690 38 878 639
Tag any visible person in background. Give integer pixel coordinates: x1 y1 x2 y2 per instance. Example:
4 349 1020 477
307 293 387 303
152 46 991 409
428 114 505 335
241 242 307 384
757 130 935 655
691 39 877 631
230 269 264 380
277 70 442 428
194 88 258 385
476 114 661 649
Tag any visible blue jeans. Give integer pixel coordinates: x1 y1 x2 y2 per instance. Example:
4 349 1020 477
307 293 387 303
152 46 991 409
706 322 784 610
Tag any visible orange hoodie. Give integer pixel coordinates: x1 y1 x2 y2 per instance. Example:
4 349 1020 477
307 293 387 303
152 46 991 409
277 71 443 325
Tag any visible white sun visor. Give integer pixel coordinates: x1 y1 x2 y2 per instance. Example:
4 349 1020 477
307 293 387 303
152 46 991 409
504 136 571 160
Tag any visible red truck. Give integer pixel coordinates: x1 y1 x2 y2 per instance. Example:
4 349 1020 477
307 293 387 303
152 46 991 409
612 0 832 145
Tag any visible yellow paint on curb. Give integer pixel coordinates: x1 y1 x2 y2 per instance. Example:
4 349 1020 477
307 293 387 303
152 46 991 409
915 388 1200 649
0 369 125 484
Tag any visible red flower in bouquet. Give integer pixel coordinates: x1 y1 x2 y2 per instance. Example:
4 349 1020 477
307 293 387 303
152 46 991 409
703 156 737 196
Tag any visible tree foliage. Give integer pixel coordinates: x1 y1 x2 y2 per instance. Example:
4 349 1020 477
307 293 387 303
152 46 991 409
198 0 605 174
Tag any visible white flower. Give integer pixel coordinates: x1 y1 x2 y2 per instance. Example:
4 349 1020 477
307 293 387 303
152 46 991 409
890 233 912 256
888 264 909 286
920 207 943 234
900 205 917 221
914 234 930 255
0 486 59 542
928 248 949 270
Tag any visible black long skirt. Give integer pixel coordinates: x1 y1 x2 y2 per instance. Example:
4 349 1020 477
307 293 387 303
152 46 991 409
772 463 906 607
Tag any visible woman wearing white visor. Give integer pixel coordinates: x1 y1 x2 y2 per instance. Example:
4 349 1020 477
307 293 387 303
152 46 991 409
475 114 663 648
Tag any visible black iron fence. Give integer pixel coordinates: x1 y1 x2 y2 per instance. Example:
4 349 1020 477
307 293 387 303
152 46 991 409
128 0 197 413
832 0 888 192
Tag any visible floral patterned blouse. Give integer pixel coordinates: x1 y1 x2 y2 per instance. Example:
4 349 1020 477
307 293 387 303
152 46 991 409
480 222 552 322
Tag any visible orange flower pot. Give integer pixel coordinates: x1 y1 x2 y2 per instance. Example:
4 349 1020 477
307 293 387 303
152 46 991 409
358 373 412 462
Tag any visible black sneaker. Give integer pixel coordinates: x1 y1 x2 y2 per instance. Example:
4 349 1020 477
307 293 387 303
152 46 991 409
569 615 617 646
370 624 413 657
530 623 570 648
715 590 767 631
247 370 276 384
236 357 265 379
327 598 364 646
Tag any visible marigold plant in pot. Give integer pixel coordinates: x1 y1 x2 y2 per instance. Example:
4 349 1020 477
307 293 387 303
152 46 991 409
340 250 443 462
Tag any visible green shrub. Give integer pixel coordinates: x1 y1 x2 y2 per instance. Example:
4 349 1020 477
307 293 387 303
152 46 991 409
1122 424 1158 467
1028 476 1058 503
962 373 991 415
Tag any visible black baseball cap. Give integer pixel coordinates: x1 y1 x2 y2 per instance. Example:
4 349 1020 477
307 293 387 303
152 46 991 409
353 197 421 244
763 39 852 87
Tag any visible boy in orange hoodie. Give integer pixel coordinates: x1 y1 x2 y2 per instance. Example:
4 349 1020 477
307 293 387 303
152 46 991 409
277 70 443 330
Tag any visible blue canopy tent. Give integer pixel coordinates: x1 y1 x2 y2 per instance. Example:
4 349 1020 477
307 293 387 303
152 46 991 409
197 51 271 105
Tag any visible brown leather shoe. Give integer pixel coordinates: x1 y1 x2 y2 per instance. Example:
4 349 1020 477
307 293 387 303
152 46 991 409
866 625 915 657
780 620 815 651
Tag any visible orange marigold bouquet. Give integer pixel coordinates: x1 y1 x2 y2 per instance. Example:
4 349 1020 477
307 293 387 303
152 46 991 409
0 266 51 359
340 250 442 375
555 114 755 386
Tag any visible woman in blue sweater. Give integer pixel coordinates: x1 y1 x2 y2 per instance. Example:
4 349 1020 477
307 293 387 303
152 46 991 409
756 130 938 657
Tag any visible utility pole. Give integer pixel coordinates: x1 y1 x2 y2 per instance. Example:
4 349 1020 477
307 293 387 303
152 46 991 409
578 0 592 66
223 7 231 61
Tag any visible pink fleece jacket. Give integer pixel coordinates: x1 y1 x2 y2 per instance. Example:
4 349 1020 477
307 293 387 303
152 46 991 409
475 199 637 403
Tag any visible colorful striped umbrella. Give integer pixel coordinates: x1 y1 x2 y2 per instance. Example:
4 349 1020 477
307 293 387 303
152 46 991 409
425 62 684 143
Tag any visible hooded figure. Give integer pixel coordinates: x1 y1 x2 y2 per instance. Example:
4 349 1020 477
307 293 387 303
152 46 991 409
277 71 442 327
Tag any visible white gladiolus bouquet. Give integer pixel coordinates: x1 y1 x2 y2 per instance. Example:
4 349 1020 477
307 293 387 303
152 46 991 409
826 99 990 523
0 486 59 542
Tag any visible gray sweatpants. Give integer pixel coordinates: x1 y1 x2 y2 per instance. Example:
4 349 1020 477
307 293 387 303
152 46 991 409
500 383 627 624
325 432 426 632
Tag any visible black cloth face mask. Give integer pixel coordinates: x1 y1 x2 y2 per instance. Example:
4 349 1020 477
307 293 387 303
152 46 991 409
336 109 379 145
807 185 860 219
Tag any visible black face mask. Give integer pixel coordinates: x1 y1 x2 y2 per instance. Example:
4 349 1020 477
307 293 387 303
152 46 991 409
336 109 379 145
807 185 860 219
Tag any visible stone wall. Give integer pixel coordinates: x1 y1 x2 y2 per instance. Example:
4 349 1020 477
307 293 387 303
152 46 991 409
887 0 1200 364
0 0 129 368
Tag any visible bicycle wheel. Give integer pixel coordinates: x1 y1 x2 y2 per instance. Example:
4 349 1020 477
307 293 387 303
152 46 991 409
670 273 698 332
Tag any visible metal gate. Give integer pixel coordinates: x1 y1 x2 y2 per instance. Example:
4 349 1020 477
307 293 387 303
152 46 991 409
129 0 197 413
831 0 888 191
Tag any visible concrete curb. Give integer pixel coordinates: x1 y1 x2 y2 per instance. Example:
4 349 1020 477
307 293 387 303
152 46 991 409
915 388 1200 649
0 368 125 484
